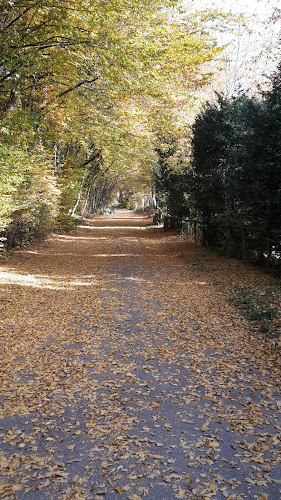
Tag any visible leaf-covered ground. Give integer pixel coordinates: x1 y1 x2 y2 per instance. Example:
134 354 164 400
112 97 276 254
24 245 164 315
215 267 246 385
0 210 280 500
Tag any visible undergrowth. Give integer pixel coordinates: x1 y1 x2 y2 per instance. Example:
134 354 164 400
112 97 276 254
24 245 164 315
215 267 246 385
178 245 281 341
229 286 280 338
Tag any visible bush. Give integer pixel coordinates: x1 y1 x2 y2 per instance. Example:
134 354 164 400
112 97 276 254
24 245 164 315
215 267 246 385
229 286 279 335
54 213 81 233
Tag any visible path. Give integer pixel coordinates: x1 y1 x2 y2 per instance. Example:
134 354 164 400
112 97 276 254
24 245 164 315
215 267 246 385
0 211 280 500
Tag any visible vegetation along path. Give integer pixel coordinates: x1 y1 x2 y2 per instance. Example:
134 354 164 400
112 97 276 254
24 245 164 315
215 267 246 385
0 211 280 500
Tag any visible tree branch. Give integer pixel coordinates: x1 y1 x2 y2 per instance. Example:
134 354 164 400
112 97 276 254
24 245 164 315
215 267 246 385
2 5 35 31
58 76 99 98
79 150 102 169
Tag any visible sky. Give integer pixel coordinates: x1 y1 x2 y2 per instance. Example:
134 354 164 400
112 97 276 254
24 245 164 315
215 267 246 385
187 0 281 96
191 0 277 16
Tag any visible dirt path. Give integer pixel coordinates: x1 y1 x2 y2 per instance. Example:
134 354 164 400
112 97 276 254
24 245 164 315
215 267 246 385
0 210 280 500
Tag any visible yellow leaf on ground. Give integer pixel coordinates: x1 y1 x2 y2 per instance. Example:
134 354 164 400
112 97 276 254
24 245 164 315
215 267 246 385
12 485 24 492
208 441 220 448
210 481 217 494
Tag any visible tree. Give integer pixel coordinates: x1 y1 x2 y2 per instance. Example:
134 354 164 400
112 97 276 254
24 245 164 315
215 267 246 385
189 71 281 259
0 0 223 252
154 130 191 219
260 62 281 231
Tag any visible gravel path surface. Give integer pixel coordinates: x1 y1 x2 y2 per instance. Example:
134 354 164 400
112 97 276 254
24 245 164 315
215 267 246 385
0 210 280 499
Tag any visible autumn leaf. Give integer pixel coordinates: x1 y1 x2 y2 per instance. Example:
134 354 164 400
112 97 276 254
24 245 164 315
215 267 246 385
0 210 280 500
208 441 220 448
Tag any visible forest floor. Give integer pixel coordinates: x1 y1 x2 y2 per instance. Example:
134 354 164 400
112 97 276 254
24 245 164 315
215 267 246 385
0 210 280 500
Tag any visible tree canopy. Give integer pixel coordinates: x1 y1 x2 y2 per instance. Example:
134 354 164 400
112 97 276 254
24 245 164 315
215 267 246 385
154 63 281 266
1 0 280 263
0 0 222 250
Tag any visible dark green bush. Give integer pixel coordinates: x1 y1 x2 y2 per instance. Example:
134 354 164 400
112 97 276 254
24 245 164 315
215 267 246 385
54 213 81 233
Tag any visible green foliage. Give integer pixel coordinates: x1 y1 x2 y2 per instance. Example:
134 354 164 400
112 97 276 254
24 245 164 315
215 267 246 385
0 0 223 252
4 203 54 252
28 203 54 241
154 133 191 218
153 64 281 275
229 286 279 335
191 83 281 229
0 145 26 227
190 93 271 225
186 72 281 263
0 116 59 255
54 213 80 233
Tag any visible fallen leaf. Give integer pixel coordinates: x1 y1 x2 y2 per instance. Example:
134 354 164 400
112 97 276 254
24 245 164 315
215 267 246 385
208 441 220 448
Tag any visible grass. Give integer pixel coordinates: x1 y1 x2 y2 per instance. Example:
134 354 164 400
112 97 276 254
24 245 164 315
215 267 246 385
229 285 280 337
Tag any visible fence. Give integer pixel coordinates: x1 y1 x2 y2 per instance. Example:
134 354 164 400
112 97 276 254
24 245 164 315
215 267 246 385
163 216 281 272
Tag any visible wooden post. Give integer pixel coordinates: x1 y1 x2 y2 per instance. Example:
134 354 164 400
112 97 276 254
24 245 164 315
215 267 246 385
226 226 230 256
266 231 271 269
241 227 246 262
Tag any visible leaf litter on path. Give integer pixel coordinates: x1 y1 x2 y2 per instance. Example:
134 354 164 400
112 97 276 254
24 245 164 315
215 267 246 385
0 210 280 499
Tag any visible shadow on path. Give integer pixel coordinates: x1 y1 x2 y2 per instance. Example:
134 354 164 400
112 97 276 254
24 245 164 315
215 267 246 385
0 210 280 499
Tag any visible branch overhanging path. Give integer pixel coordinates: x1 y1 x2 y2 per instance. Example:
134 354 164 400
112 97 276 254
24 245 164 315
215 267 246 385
0 211 280 499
